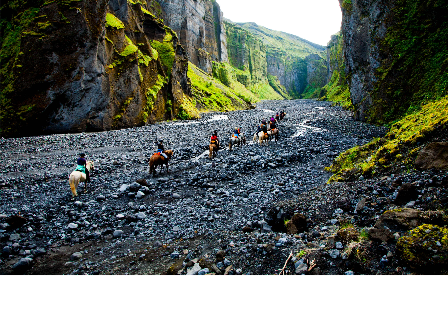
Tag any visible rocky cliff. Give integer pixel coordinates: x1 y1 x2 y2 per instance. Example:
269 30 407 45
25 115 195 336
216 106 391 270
158 0 228 73
0 0 196 137
230 22 328 99
336 0 448 123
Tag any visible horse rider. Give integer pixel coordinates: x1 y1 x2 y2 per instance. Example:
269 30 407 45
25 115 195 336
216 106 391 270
75 153 90 182
270 116 276 124
233 127 240 138
275 112 280 122
280 111 285 120
270 117 278 130
210 130 219 148
156 140 168 159
261 122 268 135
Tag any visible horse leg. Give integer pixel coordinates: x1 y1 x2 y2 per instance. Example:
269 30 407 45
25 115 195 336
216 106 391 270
69 175 77 197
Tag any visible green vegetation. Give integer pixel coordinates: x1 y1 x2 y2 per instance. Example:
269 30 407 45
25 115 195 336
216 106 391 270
142 74 167 123
327 95 448 182
0 0 43 135
369 0 448 124
105 13 125 30
188 62 253 112
320 33 353 109
150 30 175 76
397 224 448 271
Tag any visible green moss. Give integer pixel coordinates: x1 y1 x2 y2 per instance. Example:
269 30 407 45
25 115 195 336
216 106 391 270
327 95 448 182
397 224 448 271
150 31 175 76
369 0 448 124
142 74 167 122
188 62 252 113
105 13 124 30
120 36 138 57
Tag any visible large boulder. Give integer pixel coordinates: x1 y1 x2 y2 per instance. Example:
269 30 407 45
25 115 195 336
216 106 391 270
415 142 448 170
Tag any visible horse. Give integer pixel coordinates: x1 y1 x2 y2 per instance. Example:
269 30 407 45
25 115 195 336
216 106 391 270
228 133 246 150
209 143 219 159
149 150 173 177
258 132 269 145
69 161 94 198
269 127 279 142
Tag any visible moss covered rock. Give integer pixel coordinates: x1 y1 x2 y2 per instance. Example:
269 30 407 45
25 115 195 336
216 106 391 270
397 224 448 272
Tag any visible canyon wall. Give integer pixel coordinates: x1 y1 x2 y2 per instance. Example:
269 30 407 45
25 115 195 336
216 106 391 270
336 0 448 123
158 0 228 73
0 0 194 137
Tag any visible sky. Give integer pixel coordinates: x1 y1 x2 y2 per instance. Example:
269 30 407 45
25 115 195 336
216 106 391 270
217 0 342 46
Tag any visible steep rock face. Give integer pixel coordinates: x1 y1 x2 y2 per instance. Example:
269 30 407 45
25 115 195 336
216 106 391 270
338 0 448 123
0 0 192 137
231 21 327 98
158 0 228 73
339 0 392 121
225 22 267 86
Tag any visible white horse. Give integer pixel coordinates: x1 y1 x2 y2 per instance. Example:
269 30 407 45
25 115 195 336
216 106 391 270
228 133 246 150
255 131 270 145
69 161 94 197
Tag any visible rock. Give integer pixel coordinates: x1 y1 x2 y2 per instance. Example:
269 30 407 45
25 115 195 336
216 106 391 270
136 212 147 220
136 179 148 187
186 263 202 275
9 233 20 241
172 226 180 232
415 142 448 170
355 198 366 213
335 242 343 249
119 184 130 193
67 223 78 230
198 268 210 275
96 195 106 201
242 226 254 233
74 201 83 207
170 251 180 259
395 183 418 205
286 213 307 234
172 193 181 199
113 230 124 238
70 252 83 261
328 250 340 259
2 246 11 254
345 271 354 275
216 250 226 262
369 227 394 243
223 258 231 266
136 191 145 199
129 182 141 191
11 258 33 272
295 259 308 274
6 215 27 230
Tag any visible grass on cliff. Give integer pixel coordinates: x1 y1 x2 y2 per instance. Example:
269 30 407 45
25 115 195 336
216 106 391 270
370 0 448 124
326 95 448 182
188 62 254 112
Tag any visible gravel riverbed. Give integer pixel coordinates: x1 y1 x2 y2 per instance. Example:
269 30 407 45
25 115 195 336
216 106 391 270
1 99 419 275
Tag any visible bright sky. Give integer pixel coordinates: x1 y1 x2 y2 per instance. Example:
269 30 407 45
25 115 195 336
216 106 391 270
217 0 342 46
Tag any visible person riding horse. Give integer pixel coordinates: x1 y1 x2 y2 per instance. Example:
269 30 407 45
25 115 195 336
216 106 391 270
233 127 240 138
75 153 90 182
275 112 280 122
210 130 219 148
156 140 168 159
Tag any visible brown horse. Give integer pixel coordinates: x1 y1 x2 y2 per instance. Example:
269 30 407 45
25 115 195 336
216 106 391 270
209 143 219 159
149 150 173 177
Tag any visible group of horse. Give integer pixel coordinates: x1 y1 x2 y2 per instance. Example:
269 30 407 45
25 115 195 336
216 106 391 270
69 112 286 197
209 113 286 159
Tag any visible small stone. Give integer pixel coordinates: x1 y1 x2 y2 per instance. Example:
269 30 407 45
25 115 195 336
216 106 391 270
172 193 181 199
223 258 231 266
187 263 201 275
70 252 83 261
113 230 123 238
2 246 11 254
136 212 147 220
345 271 354 275
136 191 145 199
328 250 340 259
172 226 181 232
67 223 78 229
170 251 180 259
335 242 343 249
74 201 83 207
116 214 125 219
9 233 20 241
11 258 32 271
96 195 106 201
198 268 210 275
119 184 129 193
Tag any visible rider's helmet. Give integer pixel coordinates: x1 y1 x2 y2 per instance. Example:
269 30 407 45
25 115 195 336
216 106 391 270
79 153 85 157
